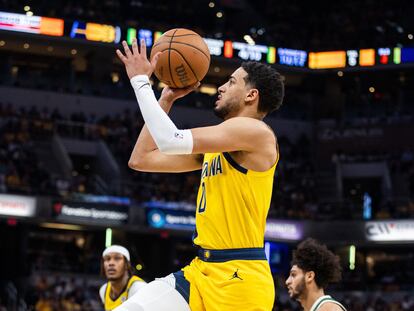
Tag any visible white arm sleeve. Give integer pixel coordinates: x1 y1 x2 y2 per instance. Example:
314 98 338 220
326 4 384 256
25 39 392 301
99 283 107 303
128 280 147 297
130 75 193 155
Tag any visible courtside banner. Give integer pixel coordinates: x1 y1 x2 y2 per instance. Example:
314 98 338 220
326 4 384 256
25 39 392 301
146 209 195 230
265 220 304 241
365 220 414 242
53 201 129 225
0 194 36 217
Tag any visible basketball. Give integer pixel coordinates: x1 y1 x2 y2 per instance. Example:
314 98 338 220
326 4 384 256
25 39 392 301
150 28 211 88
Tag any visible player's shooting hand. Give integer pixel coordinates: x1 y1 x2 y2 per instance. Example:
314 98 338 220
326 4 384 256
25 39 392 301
160 82 201 104
116 38 161 79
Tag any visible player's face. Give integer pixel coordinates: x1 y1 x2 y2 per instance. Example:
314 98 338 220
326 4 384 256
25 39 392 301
103 252 127 281
214 67 248 119
286 265 307 300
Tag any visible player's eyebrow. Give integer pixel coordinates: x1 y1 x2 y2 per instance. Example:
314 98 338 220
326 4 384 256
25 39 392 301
229 75 237 82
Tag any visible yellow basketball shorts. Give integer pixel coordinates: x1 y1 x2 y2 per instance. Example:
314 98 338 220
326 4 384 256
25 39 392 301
173 248 275 311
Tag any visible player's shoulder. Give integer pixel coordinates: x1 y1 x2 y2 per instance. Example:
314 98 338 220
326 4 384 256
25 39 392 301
318 301 346 311
128 277 146 296
224 117 275 137
130 275 146 283
99 283 108 302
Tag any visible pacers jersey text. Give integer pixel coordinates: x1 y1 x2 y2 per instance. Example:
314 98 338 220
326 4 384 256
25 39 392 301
193 152 278 249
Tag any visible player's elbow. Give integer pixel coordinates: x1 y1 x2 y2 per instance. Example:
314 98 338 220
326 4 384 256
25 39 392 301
128 157 148 172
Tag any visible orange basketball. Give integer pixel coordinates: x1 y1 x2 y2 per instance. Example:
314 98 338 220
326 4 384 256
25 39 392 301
150 28 211 88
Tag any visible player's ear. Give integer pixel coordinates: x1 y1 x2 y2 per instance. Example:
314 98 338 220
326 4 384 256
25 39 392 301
305 271 315 283
244 88 259 104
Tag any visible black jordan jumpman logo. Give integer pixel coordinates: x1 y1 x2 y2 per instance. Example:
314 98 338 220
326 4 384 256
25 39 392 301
229 269 243 280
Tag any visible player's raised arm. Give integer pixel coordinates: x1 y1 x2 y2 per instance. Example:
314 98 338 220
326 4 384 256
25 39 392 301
191 117 274 154
117 38 203 172
128 84 204 173
117 38 283 172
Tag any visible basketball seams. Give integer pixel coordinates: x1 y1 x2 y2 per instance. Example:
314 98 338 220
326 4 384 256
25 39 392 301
152 41 210 62
168 29 179 88
152 28 210 88
170 48 200 81
160 34 199 38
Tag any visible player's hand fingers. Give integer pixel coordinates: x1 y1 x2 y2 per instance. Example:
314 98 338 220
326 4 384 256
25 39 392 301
181 82 200 92
116 49 127 63
150 52 161 68
140 39 147 58
122 41 132 58
171 82 199 97
131 38 139 55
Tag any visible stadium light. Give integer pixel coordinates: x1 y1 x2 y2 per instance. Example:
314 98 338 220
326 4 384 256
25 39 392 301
216 11 223 18
24 6 30 11
105 228 112 247
349 245 356 270
200 85 217 95
243 34 255 45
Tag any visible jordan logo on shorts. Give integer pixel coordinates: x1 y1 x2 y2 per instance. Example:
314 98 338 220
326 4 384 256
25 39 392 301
229 269 243 280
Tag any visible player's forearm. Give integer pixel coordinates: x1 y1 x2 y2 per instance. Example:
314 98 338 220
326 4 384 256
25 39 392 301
129 75 193 155
135 99 174 152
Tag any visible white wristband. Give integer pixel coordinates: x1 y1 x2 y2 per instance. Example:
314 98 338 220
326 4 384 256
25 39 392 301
130 75 193 155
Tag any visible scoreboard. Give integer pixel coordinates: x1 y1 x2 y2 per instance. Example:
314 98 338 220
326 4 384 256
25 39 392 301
1 10 414 70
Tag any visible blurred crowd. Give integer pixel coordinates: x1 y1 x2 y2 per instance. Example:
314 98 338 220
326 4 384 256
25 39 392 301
253 0 414 50
1 102 414 220
27 276 101 311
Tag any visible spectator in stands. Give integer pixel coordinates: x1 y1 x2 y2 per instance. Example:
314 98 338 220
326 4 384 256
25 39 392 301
99 245 146 310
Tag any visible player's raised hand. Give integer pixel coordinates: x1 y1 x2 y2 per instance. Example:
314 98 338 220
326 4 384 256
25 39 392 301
116 38 161 79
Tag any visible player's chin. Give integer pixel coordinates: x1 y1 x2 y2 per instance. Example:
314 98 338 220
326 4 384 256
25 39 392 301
107 274 120 281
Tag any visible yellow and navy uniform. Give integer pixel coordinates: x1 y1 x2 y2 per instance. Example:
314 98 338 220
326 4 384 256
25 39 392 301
193 152 276 249
175 152 278 311
103 275 143 310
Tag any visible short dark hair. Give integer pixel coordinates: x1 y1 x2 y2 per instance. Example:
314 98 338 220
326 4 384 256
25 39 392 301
291 238 342 289
241 61 284 114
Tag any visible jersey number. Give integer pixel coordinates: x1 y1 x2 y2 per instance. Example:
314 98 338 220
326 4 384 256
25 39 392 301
198 182 206 213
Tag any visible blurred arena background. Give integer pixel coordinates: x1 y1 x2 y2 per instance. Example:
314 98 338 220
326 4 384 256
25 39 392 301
0 0 414 310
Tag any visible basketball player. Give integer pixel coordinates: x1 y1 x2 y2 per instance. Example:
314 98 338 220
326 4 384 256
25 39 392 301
286 238 346 311
100 245 146 310
114 38 284 310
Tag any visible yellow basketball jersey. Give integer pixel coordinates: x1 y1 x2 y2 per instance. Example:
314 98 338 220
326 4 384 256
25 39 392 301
193 152 278 249
104 275 143 310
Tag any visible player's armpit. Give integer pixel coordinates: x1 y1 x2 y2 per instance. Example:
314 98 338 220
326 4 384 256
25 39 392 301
191 117 275 154
128 150 203 173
